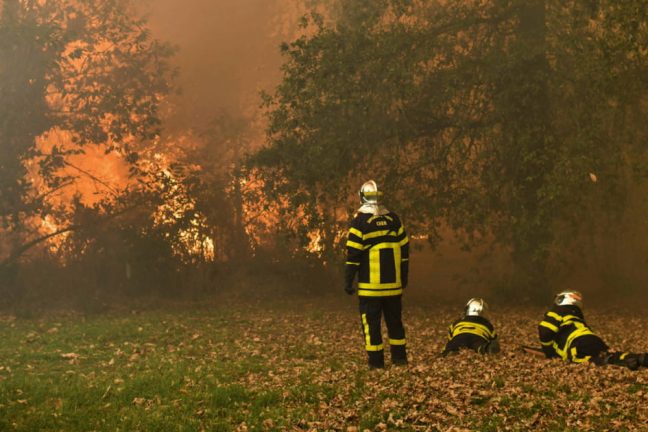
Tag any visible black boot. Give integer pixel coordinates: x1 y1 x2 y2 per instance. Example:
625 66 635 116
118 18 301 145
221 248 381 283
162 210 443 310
484 340 500 354
622 355 641 371
368 350 385 369
592 352 639 370
638 353 648 368
391 345 407 366
610 353 640 371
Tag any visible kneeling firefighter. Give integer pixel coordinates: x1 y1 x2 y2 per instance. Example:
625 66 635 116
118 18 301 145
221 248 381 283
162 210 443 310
442 298 500 356
538 290 648 370
344 180 409 369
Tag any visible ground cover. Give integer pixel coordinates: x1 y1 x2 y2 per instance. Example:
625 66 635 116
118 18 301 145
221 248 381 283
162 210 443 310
1 300 647 431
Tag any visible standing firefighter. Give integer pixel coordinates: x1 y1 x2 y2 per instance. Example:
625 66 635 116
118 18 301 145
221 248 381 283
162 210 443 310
344 180 409 369
538 290 648 370
442 298 500 356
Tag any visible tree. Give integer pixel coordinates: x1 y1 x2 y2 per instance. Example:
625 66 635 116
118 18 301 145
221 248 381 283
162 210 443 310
0 0 175 269
250 0 648 297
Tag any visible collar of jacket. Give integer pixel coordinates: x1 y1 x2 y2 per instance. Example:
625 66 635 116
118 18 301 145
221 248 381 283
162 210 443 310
357 203 390 215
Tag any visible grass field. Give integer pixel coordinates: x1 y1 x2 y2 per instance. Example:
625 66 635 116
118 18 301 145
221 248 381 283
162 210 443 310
1 297 647 431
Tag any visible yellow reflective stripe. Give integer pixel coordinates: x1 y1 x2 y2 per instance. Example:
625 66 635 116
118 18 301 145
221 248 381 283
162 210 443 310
362 313 370 348
394 243 401 283
369 242 402 249
452 322 494 339
570 347 591 363
547 311 563 321
555 345 566 360
358 288 403 297
389 338 406 346
345 261 360 266
399 236 409 246
565 324 593 347
361 313 383 351
364 230 396 240
346 240 364 250
401 258 409 261
397 226 404 235
461 329 489 339
539 321 559 332
620 352 629 360
562 315 581 323
349 227 363 238
540 340 553 346
369 248 381 285
559 324 594 361
358 282 402 289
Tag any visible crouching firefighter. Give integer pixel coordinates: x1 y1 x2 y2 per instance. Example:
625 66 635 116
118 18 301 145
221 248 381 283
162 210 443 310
538 290 648 370
442 298 500 356
344 180 409 369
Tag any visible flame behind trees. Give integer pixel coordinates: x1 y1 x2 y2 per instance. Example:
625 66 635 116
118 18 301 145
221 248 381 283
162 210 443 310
0 0 299 305
0 0 182 301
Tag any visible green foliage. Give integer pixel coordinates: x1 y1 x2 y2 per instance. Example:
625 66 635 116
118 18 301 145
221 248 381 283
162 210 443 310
250 0 648 295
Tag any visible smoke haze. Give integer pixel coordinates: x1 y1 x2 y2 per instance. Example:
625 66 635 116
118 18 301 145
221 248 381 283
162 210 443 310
144 0 304 129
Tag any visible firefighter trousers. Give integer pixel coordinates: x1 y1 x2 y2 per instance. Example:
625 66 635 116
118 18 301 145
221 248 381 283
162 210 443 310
570 335 647 369
358 295 407 368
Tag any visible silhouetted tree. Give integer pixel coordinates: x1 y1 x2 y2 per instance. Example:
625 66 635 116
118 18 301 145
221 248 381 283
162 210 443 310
0 0 175 297
250 0 648 297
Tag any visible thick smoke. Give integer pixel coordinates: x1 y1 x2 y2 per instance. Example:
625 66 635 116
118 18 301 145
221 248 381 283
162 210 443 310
144 0 305 129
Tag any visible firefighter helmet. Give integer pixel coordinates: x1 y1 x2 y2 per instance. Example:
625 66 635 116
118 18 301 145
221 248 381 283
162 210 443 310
554 290 583 308
465 298 488 317
359 180 383 204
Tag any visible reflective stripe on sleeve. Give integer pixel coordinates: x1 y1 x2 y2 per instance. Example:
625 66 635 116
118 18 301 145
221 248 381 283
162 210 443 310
349 227 363 238
346 240 364 250
561 315 582 324
539 321 559 333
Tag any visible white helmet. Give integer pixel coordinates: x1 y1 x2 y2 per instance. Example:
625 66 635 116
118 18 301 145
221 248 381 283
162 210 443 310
465 298 488 317
359 180 383 204
554 290 583 308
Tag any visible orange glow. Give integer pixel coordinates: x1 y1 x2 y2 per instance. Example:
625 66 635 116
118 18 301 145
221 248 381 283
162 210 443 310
30 128 131 208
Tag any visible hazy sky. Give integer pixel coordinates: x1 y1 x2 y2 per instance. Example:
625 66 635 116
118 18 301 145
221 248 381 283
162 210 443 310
144 0 304 130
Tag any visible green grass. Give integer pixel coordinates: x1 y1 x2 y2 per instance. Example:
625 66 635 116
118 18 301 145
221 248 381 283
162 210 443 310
1 304 647 430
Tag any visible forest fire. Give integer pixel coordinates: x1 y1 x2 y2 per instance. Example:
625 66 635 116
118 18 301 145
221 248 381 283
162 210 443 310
2 0 648 431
